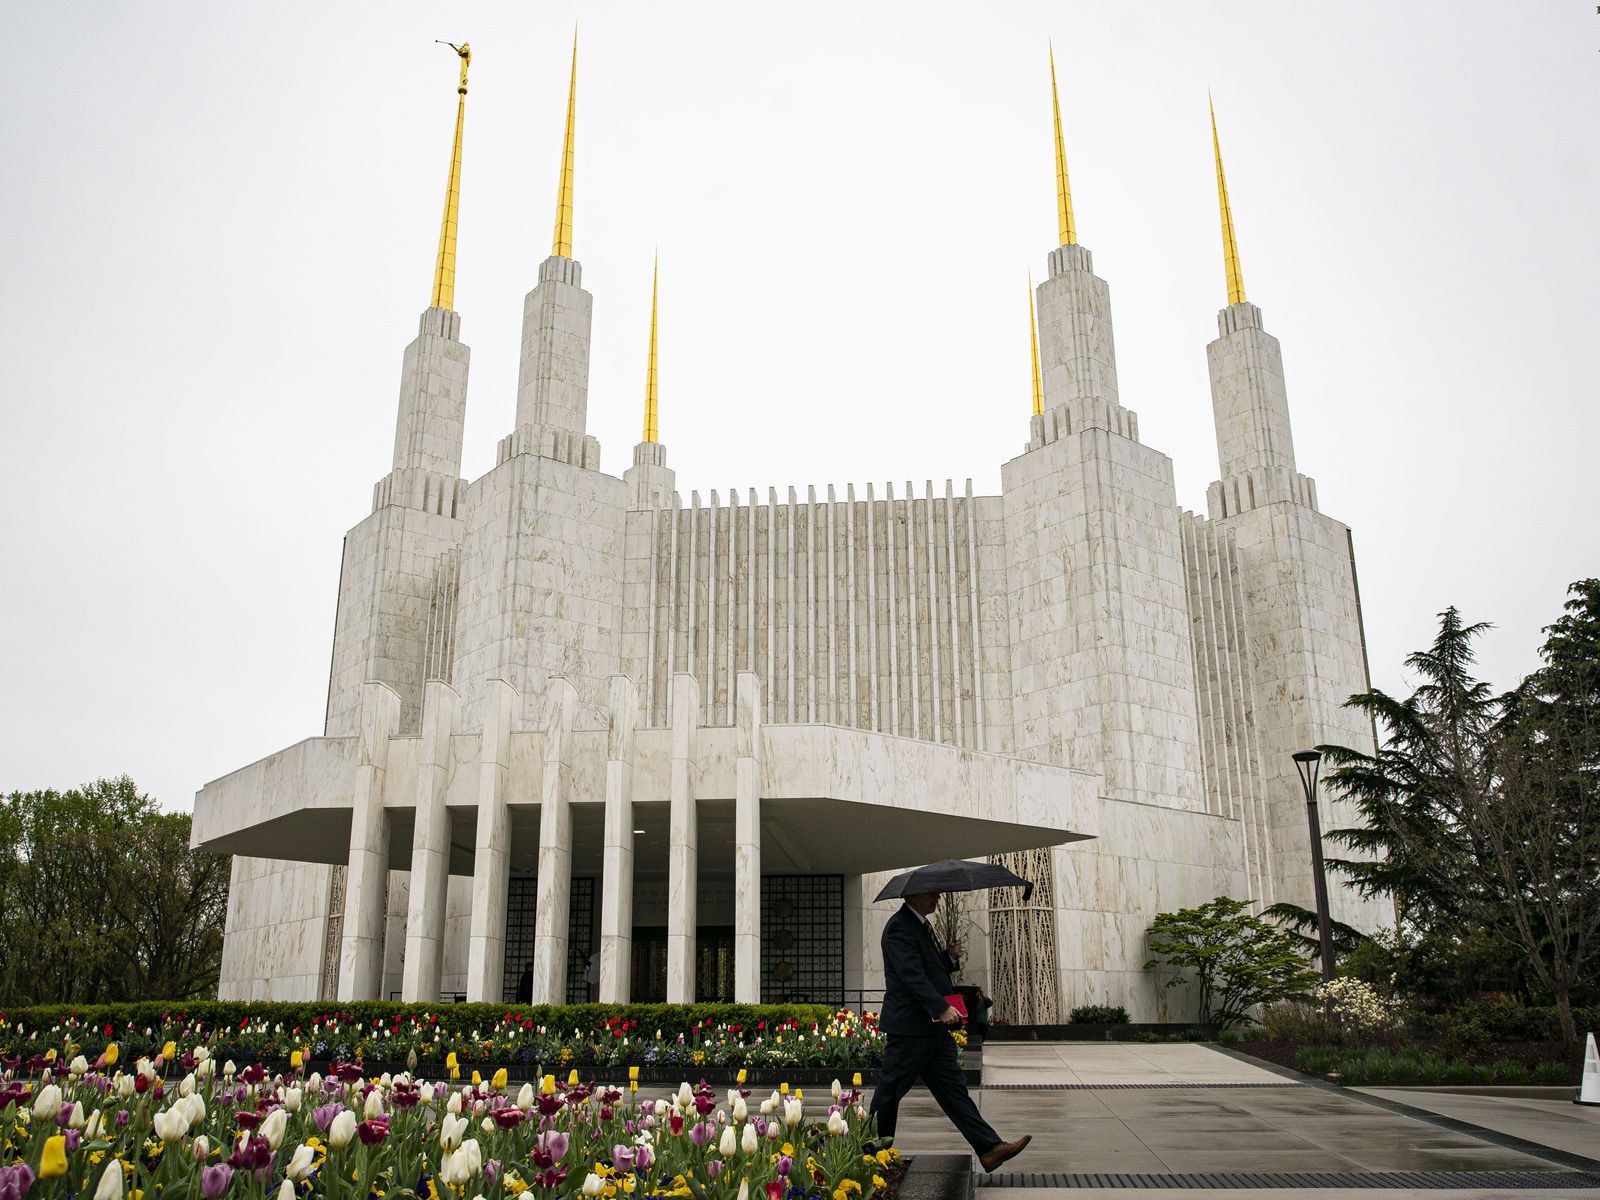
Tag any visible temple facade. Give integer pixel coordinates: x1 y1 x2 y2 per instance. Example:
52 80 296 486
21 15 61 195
193 44 1384 1019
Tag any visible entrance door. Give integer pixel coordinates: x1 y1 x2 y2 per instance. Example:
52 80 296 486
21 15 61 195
630 927 735 1002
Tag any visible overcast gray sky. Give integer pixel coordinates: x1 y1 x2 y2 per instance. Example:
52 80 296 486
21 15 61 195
2 1 1596 811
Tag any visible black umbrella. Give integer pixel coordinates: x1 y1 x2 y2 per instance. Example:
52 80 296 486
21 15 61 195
874 858 1034 903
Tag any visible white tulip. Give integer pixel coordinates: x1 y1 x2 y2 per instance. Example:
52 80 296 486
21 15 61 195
827 1111 847 1137
286 1144 317 1182
69 1055 90 1077
784 1098 804 1128
84 1111 105 1140
260 1107 289 1150
153 1106 188 1143
308 1072 322 1091
719 1125 737 1157
441 1140 482 1187
113 1074 134 1099
447 1092 464 1116
582 1173 604 1198
419 1083 437 1105
197 1058 215 1082
328 1110 357 1149
179 1074 196 1098
191 1137 211 1162
223 1060 236 1078
440 1112 468 1152
731 1096 747 1123
93 1160 123 1200
194 1047 211 1065
277 1180 294 1200
741 1122 758 1156
65 1102 84 1129
380 1073 392 1089
677 1082 693 1106
831 1079 842 1099
737 1182 750 1200
184 1094 208 1128
283 1087 303 1113
480 1117 495 1135
363 1089 385 1120
516 1082 534 1112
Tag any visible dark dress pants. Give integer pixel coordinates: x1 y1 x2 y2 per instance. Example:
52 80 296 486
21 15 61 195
868 1031 999 1154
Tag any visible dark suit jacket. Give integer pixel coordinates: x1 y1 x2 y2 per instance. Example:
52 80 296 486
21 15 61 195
879 904 959 1036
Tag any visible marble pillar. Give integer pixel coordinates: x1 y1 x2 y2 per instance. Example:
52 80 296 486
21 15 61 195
338 681 401 1000
466 678 519 1003
532 678 578 1005
401 680 460 1002
599 675 639 1003
734 671 762 1003
667 673 700 1004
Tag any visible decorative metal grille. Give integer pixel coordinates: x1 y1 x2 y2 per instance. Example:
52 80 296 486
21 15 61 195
501 876 596 1003
761 874 843 1003
988 848 1059 1023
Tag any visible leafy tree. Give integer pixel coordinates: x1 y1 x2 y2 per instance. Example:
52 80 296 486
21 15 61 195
1144 897 1321 1028
0 777 230 1005
1321 583 1600 1044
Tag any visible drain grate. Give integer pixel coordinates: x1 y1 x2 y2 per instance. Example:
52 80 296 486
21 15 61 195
977 1169 1600 1189
981 1082 1305 1090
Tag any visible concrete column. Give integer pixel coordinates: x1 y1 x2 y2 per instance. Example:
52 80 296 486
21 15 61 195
733 672 762 1003
401 680 460 1002
667 673 700 1004
532 678 578 1005
338 681 401 1000
599 675 640 1003
466 679 519 1003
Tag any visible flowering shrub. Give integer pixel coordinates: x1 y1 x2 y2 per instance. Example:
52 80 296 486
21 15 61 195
0 1040 899 1200
1260 977 1398 1045
0 1008 884 1074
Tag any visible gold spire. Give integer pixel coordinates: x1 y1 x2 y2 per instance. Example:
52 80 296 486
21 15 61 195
1209 95 1246 306
642 254 660 442
430 41 471 311
1049 42 1076 247
1028 273 1043 416
551 30 577 258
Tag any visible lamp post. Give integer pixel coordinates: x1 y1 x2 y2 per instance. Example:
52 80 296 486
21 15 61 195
1293 749 1336 983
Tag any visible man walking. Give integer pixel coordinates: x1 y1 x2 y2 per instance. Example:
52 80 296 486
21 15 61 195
868 891 1030 1171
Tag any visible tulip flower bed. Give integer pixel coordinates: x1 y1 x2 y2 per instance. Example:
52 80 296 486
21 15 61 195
0 1046 902 1200
0 1007 885 1080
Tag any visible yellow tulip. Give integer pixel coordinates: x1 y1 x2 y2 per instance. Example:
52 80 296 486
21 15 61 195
40 1135 68 1179
104 1043 119 1067
567 1068 579 1087
541 1074 557 1095
491 1068 508 1091
736 1069 747 1084
629 1081 637 1093
852 1073 862 1087
471 1070 482 1086
290 1050 303 1069
45 1048 57 1063
162 1042 176 1061
627 1066 639 1081
446 1051 458 1069
779 1083 788 1095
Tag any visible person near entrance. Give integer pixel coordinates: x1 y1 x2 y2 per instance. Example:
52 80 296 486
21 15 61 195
868 891 1031 1171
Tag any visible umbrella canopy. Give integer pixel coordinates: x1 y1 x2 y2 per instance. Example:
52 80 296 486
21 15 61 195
874 858 1034 903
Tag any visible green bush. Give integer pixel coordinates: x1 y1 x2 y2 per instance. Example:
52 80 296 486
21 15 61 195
1068 1005 1130 1024
1536 1061 1569 1084
1490 1058 1531 1084
0 1000 847 1067
1294 1044 1338 1075
1441 1057 1475 1084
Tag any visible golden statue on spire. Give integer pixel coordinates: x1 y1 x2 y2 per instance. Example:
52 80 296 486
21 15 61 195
551 31 578 258
430 41 471 311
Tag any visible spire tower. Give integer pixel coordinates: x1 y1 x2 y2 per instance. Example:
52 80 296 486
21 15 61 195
551 31 577 258
1209 96 1246 306
430 42 471 311
1049 43 1077 247
643 254 660 443
1028 274 1043 416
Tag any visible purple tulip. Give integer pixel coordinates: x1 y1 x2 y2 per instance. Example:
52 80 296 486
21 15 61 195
537 1131 569 1160
777 1156 793 1178
57 1103 77 1127
64 1129 82 1152
611 1145 635 1173
484 1161 501 1188
689 1122 713 1148
201 1164 235 1200
707 1159 724 1180
312 1103 341 1134
0 1164 36 1200
635 1145 654 1171
116 1110 130 1127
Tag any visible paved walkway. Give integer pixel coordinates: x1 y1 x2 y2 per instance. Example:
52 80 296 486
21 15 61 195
1361 1088 1600 1163
870 1042 1598 1191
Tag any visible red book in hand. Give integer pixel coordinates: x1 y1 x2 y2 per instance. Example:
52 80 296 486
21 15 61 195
942 993 968 1018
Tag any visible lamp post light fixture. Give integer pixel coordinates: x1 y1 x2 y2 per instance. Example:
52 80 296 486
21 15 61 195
1293 749 1336 983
